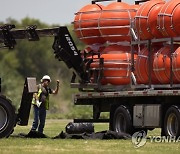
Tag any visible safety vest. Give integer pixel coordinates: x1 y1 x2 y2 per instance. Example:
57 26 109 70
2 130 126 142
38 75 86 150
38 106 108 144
32 84 50 110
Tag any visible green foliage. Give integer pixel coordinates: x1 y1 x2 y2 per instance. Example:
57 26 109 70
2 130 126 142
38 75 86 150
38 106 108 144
0 17 86 118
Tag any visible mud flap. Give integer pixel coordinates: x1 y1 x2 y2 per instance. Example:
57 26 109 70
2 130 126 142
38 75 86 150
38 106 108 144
17 77 37 126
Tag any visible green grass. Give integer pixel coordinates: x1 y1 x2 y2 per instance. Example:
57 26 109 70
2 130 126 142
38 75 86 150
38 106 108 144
0 120 180 154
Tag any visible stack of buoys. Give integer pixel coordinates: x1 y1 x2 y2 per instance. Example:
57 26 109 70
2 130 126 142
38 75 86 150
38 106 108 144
135 44 180 84
134 0 180 85
74 0 180 86
74 2 138 46
74 1 138 85
134 0 180 39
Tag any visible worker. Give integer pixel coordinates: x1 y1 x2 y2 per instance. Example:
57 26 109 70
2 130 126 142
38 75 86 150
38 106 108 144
31 75 59 134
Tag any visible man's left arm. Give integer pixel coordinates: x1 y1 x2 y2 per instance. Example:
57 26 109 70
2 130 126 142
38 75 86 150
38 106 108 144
52 80 60 94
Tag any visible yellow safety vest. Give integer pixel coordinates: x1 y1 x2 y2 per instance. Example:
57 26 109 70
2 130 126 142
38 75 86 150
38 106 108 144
32 84 50 110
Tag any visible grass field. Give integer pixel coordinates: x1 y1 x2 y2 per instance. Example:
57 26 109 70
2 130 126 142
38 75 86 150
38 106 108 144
0 119 180 154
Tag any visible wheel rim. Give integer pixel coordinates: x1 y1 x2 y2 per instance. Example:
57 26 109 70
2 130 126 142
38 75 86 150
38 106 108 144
0 105 8 132
115 113 126 133
167 113 178 136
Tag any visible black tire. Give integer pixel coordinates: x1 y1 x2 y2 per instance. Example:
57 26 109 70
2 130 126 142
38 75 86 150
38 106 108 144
113 105 133 134
0 96 16 138
164 105 180 137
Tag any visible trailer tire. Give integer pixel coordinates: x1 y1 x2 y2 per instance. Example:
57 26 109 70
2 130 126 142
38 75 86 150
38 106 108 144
113 105 132 134
164 105 180 137
0 96 16 138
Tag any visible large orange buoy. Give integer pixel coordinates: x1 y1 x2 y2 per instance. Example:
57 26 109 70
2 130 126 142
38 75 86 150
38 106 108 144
99 2 135 43
172 46 180 82
153 45 179 83
158 0 180 37
90 45 135 85
135 46 161 84
135 0 165 40
74 4 105 45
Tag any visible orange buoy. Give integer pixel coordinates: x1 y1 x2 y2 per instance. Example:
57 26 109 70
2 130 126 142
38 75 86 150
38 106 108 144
101 53 131 85
153 45 179 83
158 0 180 37
153 46 170 84
172 47 180 82
135 46 161 84
135 0 165 40
99 2 135 43
74 4 105 45
90 45 136 85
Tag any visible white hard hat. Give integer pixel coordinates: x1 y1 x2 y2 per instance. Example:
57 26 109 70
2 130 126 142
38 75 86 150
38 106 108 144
41 75 51 82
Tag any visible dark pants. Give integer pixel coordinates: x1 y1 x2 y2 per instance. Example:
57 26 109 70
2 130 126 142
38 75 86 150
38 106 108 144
31 105 46 133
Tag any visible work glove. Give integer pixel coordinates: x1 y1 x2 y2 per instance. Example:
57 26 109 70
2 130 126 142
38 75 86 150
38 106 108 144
36 100 42 108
